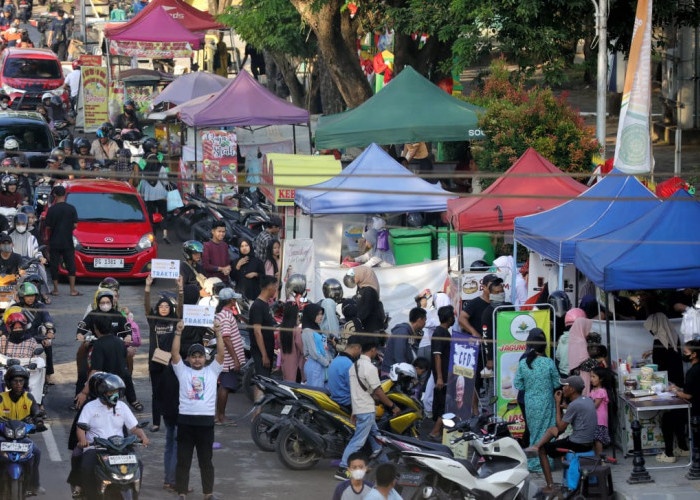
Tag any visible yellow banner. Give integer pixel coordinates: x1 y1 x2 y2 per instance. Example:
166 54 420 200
81 66 109 133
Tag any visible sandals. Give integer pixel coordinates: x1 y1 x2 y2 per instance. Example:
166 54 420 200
129 401 144 412
150 425 160 432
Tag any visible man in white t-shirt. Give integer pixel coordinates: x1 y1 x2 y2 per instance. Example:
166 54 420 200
171 319 224 500
76 373 149 499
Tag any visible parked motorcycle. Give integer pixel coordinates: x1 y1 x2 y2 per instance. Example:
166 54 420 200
76 422 143 500
0 418 45 500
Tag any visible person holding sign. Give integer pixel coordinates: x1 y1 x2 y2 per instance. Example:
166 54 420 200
171 319 224 500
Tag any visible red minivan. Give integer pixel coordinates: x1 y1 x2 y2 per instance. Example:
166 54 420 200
42 180 160 279
0 48 66 110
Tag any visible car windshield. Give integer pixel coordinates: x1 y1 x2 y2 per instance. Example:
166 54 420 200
0 124 52 152
3 57 62 79
66 193 146 222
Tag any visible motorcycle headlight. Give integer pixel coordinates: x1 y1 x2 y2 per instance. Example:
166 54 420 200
137 233 154 250
72 235 82 250
14 427 25 439
3 428 14 440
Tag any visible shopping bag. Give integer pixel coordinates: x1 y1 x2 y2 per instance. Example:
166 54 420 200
167 188 184 212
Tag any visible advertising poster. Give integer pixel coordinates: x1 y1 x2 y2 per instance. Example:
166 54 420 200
282 239 314 300
151 259 180 279
80 66 108 132
495 309 551 438
446 331 481 420
459 271 510 302
200 130 237 203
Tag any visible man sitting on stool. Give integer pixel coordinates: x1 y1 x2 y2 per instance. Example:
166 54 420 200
525 375 597 494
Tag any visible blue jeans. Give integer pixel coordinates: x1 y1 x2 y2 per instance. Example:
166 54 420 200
304 358 326 388
340 412 380 468
164 418 177 486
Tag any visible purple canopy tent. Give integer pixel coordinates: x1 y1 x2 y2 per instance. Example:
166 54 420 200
153 71 229 106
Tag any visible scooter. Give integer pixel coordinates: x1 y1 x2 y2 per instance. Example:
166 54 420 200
0 418 44 500
391 410 529 500
76 422 143 500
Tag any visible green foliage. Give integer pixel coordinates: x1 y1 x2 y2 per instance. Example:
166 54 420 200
467 59 599 187
217 0 315 58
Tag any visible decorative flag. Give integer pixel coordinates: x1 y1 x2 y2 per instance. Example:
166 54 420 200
613 0 654 175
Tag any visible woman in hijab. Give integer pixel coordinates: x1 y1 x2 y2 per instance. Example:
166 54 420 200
514 328 560 472
568 317 594 395
352 228 395 267
233 238 265 300
280 302 304 383
301 303 331 387
351 267 385 338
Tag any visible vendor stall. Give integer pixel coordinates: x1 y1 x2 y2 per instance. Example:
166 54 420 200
152 72 229 107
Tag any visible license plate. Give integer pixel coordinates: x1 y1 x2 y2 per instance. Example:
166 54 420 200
281 405 292 415
94 258 124 268
1 442 30 452
398 472 424 487
107 454 137 465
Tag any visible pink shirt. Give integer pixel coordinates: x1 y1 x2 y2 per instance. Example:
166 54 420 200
589 388 609 427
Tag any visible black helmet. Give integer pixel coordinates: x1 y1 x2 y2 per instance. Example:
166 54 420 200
116 148 131 159
1 174 18 189
322 278 343 303
142 137 159 152
96 122 114 139
96 373 125 407
94 289 115 309
18 205 35 217
88 371 109 399
470 260 490 271
73 137 90 151
50 95 63 107
548 291 572 319
98 277 120 292
183 240 203 260
406 212 424 227
58 138 73 150
13 212 28 229
4 365 29 390
343 270 356 289
123 98 136 110
286 274 306 296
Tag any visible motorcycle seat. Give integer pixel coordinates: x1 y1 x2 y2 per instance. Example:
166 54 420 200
383 431 454 456
279 380 332 396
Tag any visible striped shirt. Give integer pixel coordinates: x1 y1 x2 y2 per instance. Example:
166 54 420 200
216 308 245 372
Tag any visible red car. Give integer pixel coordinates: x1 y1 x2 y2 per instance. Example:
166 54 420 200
0 48 65 110
41 180 160 279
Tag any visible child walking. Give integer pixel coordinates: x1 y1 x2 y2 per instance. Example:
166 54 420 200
590 367 616 455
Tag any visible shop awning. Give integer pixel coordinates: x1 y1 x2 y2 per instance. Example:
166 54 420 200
260 154 342 206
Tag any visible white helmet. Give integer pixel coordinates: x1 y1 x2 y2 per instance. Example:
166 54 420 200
389 362 417 382
3 136 18 150
42 92 52 101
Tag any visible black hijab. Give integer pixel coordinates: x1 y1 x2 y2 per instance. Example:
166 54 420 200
301 303 323 331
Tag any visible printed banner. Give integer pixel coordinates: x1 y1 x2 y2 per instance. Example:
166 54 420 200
446 331 480 421
613 0 654 174
459 270 510 302
80 66 109 133
495 309 551 438
183 304 215 327
78 55 102 66
282 238 314 300
179 158 195 195
200 130 237 203
109 39 193 58
151 259 180 279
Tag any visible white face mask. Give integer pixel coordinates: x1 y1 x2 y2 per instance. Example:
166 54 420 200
14 225 26 233
490 292 506 304
350 469 366 480
99 303 111 312
0 102 7 109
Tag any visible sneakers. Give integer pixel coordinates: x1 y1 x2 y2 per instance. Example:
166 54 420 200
675 447 691 457
655 452 677 463
334 467 348 481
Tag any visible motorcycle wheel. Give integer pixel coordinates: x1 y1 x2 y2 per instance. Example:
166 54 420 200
276 425 321 470
242 363 255 402
9 478 23 500
251 410 279 452
174 214 194 242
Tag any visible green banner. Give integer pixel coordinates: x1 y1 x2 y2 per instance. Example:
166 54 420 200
495 309 551 437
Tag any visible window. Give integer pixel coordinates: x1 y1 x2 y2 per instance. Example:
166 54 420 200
3 57 62 80
0 124 52 152
66 193 146 222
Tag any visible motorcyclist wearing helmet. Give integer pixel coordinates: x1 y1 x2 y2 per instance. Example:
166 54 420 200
320 278 342 346
0 135 29 171
10 212 50 301
181 240 206 304
13 281 54 359
0 365 45 495
76 373 149 500
59 138 77 170
18 205 38 238
0 310 39 358
0 233 21 275
90 122 119 163
0 171 22 207
114 98 141 131
73 137 93 174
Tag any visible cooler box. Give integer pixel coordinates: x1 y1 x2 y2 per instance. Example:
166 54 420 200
389 228 433 265
433 229 494 264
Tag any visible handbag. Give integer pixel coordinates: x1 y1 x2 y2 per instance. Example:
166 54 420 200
151 333 172 366
166 188 184 212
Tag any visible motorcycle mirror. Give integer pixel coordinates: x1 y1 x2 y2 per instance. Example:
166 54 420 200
33 347 44 356
77 423 90 431
7 359 19 366
488 396 498 406
27 363 36 370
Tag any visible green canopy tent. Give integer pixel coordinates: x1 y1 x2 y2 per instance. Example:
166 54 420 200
315 66 485 149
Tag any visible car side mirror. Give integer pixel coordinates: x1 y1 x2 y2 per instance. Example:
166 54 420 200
152 213 164 224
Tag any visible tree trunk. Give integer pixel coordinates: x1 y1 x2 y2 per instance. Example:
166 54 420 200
316 49 344 114
290 0 372 108
270 52 306 108
263 51 278 92
394 34 451 82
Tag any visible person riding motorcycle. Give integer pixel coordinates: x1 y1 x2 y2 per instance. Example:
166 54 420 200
10 213 50 301
0 171 23 208
0 135 29 171
75 373 149 500
42 92 71 124
18 205 39 239
0 365 45 495
0 310 39 358
114 98 141 131
90 122 119 164
13 282 54 380
59 138 77 170
0 233 21 276
181 240 206 304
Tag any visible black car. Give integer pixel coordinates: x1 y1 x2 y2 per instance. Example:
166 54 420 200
0 111 55 169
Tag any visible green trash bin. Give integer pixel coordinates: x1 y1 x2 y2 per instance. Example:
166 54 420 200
433 229 494 263
389 228 434 265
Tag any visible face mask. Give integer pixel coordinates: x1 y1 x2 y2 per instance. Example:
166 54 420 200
14 225 26 233
0 102 7 109
682 354 693 363
490 292 505 304
0 244 12 253
350 469 366 480
99 303 112 312
108 393 119 405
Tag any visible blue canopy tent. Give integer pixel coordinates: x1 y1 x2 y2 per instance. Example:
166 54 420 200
294 143 455 214
574 190 700 291
514 172 660 263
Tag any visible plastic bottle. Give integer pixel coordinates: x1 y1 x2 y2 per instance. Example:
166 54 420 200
627 353 633 370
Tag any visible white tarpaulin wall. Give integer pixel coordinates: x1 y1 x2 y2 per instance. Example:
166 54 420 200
317 258 455 330
527 251 576 303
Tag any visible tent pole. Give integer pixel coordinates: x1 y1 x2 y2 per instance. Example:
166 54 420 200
511 240 518 305
105 39 111 86
307 120 313 153
557 263 564 291
310 216 314 239
292 125 297 154
604 292 611 367
447 224 451 273
457 228 463 271
574 270 579 307
293 205 297 239
194 127 198 195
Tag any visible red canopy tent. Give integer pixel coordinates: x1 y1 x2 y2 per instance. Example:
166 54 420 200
447 148 587 231
130 0 225 32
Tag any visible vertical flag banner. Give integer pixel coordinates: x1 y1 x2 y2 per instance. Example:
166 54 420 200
200 130 238 203
80 66 109 133
495 309 551 437
446 331 480 421
614 0 654 174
